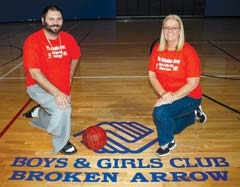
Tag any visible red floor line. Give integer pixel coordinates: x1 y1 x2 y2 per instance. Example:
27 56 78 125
0 98 32 138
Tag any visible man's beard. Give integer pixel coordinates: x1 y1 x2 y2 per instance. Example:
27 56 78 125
43 22 62 35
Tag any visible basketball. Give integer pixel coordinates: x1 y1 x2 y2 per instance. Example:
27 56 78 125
82 126 107 151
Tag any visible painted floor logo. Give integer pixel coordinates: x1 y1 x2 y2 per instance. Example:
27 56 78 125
73 121 158 154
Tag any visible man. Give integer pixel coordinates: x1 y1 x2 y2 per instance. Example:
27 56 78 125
22 5 81 155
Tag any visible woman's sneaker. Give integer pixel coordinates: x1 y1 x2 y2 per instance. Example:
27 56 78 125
155 140 176 157
195 105 207 124
168 139 176 150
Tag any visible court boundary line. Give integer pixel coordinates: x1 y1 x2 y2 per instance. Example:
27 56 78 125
0 62 22 80
1 74 240 80
208 40 240 63
0 44 22 67
0 98 31 138
203 94 240 114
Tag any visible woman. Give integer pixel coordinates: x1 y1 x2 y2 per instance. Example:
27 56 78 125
148 14 207 156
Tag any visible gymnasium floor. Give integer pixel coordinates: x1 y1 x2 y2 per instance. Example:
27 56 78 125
0 17 239 187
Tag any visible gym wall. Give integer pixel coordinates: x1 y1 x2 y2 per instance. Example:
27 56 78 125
0 0 239 22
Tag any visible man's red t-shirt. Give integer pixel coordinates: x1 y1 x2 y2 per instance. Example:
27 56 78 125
148 42 202 98
23 29 81 95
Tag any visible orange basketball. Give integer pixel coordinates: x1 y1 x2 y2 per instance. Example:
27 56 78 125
82 126 107 151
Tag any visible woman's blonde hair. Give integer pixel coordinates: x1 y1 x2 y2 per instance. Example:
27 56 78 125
159 14 185 52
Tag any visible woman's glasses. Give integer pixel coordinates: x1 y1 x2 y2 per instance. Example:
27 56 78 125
163 27 180 32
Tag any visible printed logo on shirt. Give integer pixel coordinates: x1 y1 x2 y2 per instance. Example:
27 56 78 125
46 45 67 59
156 56 181 71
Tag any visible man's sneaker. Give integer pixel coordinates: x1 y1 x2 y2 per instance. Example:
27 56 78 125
195 105 207 124
60 141 77 155
155 140 176 157
22 105 40 118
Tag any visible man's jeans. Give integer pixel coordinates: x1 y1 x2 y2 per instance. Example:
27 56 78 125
27 84 71 154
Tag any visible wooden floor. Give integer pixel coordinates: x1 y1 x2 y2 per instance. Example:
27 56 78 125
0 17 239 187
